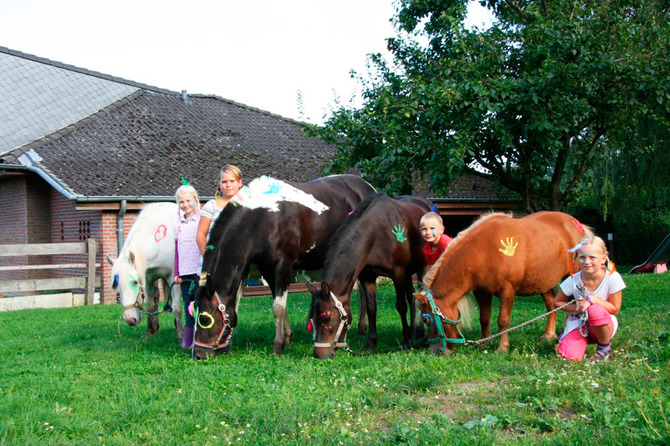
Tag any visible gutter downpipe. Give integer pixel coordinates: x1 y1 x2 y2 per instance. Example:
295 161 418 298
117 199 127 254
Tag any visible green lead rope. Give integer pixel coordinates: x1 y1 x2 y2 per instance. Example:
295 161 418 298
424 290 466 352
155 278 198 316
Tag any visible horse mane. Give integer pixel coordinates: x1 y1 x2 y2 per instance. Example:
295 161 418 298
207 202 240 248
120 203 163 257
422 212 512 289
201 202 244 275
119 203 177 271
326 192 386 251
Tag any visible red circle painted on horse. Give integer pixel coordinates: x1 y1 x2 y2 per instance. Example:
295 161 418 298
154 224 167 242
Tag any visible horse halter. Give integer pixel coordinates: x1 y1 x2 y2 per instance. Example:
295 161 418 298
120 273 146 311
313 291 349 350
193 291 234 351
422 290 466 353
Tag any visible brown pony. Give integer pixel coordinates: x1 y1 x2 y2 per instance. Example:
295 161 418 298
415 211 591 355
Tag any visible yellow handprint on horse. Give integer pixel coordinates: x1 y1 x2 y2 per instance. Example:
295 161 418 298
499 237 518 256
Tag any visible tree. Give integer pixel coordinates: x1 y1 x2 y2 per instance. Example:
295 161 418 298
306 0 670 212
567 116 670 262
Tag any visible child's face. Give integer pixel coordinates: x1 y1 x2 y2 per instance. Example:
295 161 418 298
178 192 198 218
577 243 606 272
219 172 242 199
420 219 444 244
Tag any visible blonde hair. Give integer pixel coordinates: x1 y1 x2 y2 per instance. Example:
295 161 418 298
420 212 443 226
575 235 615 272
216 164 243 196
174 185 200 207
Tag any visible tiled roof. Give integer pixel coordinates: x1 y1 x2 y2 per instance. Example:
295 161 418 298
0 47 335 199
439 174 520 201
0 46 518 203
0 47 148 154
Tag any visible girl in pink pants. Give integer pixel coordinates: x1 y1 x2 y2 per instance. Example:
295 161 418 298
555 236 625 362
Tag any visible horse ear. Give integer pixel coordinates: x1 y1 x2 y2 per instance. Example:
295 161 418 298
106 255 115 266
321 281 331 297
129 250 136 265
205 274 215 294
414 291 428 306
305 282 318 295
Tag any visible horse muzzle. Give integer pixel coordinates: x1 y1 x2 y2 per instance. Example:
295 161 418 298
313 344 336 359
192 346 215 360
429 343 454 356
123 308 142 326
192 342 232 360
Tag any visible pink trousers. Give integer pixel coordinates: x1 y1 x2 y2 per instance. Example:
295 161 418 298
557 305 615 362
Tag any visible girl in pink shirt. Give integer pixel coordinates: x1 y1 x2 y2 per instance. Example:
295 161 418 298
174 185 201 349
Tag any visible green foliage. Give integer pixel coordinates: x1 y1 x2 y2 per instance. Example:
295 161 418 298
567 119 670 262
0 273 668 444
306 0 670 212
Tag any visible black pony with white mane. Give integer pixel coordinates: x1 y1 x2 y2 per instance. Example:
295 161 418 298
193 174 375 359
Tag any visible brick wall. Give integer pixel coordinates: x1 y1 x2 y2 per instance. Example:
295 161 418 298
1 174 151 303
51 191 102 291
101 210 138 304
26 177 52 279
0 176 28 280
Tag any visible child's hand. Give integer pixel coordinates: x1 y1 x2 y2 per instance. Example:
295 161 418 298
575 296 590 313
174 276 182 284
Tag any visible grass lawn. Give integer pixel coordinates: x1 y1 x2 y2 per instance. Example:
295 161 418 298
0 272 668 445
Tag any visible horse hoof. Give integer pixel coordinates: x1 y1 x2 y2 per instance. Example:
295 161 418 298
147 318 159 335
273 342 285 356
540 334 558 342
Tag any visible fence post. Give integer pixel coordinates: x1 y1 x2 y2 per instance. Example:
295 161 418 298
86 238 97 305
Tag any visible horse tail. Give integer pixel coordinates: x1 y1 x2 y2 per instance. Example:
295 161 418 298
568 217 593 240
566 218 595 276
457 293 476 331
582 224 594 238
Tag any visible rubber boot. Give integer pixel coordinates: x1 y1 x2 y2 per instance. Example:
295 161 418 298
181 326 194 349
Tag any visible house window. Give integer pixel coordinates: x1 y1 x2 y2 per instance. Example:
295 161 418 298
78 220 91 241
60 222 65 242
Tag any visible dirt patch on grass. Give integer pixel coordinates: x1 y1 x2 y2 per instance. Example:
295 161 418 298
415 379 501 419
366 380 504 436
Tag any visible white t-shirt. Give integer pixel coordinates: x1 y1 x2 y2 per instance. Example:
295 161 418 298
559 270 626 339
200 198 223 242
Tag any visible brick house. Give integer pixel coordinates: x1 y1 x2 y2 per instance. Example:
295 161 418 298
0 46 520 304
0 46 340 303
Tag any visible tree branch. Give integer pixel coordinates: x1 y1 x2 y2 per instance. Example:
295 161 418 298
562 128 606 202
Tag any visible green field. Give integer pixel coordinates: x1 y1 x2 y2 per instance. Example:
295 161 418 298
1 273 668 445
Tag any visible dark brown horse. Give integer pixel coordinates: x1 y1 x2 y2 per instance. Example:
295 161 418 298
308 193 431 358
415 211 591 355
193 175 375 359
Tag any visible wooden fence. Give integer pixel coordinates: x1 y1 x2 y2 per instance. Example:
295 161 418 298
243 282 315 297
0 239 100 311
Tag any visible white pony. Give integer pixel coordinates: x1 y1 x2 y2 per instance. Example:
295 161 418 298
107 202 183 341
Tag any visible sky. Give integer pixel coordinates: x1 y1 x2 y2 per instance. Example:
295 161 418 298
2 0 493 124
